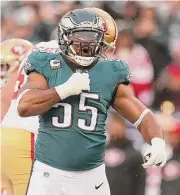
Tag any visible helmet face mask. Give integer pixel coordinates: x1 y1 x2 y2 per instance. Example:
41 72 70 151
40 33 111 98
0 61 9 79
68 30 103 57
0 60 19 88
58 9 105 67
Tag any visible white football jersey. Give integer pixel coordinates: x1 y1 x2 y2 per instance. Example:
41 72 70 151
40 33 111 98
1 53 39 134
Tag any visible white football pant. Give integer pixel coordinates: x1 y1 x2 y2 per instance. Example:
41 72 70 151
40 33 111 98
27 160 110 195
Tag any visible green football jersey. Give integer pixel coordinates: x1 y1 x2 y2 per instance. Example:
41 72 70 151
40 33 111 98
25 41 131 171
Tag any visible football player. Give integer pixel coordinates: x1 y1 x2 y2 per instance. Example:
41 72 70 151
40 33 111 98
1 39 33 121
17 9 166 195
1 39 39 195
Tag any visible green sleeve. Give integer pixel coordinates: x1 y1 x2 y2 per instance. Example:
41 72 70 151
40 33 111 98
110 60 132 105
24 51 48 76
116 60 131 84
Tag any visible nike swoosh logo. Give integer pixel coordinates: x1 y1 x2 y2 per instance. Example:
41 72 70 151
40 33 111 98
95 182 104 189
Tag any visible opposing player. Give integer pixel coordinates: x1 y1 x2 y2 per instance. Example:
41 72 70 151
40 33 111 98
1 39 39 195
1 39 33 121
17 9 166 195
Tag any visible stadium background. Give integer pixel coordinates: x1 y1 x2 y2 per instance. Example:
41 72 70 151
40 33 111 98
1 1 180 195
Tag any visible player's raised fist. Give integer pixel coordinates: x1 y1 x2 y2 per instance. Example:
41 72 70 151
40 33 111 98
55 72 90 100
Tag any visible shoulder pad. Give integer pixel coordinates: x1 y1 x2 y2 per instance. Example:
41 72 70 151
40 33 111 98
24 51 50 75
115 60 131 83
105 58 131 83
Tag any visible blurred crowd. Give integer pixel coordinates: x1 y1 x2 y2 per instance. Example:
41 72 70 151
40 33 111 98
1 1 180 195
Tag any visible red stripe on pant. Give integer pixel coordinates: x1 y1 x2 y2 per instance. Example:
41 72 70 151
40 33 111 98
31 133 35 161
